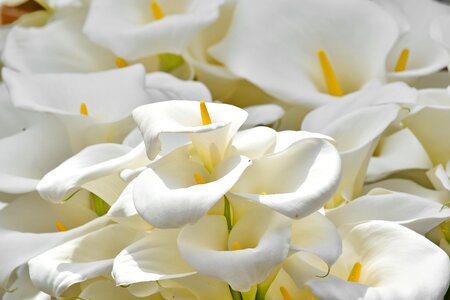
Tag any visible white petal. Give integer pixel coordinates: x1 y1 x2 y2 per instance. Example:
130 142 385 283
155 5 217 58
145 72 211 102
0 117 73 194
273 131 335 154
326 190 450 234
0 193 106 287
178 209 291 291
228 126 276 160
241 104 285 130
84 0 224 59
132 100 247 161
3 65 149 122
366 128 433 182
3 265 51 300
133 146 251 228
309 221 450 300
404 105 450 165
290 212 342 266
160 274 232 300
210 0 398 106
230 138 341 219
302 82 417 133
2 9 116 73
387 34 449 80
28 224 141 296
363 178 449 204
112 229 195 285
37 143 148 202
107 179 138 217
79 279 162 300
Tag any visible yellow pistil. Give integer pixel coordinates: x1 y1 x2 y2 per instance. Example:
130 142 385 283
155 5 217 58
55 220 67 232
260 192 268 195
395 48 410 72
193 172 206 184
347 261 362 282
280 286 294 300
150 0 164 20
80 102 89 116
231 241 242 251
199 100 212 125
317 49 344 96
115 57 129 68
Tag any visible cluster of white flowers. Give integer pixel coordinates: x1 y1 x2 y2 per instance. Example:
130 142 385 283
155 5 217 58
0 0 450 299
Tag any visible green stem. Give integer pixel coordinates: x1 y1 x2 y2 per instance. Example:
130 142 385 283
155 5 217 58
229 286 242 300
224 195 233 231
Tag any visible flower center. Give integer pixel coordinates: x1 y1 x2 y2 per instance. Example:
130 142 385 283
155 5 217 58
231 241 241 251
193 172 206 184
80 102 89 116
55 220 67 232
199 100 212 125
150 0 164 20
280 286 293 300
317 49 344 97
115 57 129 68
347 261 362 282
394 48 409 72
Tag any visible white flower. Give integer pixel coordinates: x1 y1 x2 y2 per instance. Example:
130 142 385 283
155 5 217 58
209 0 399 106
83 0 225 60
299 221 450 300
302 83 417 207
374 0 450 81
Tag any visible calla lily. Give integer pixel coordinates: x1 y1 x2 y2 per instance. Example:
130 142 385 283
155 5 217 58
209 0 399 106
3 65 149 122
177 208 292 291
302 83 417 207
132 100 247 167
291 221 450 300
84 0 225 60
373 0 450 81
0 192 107 289
28 223 142 297
133 145 251 228
228 137 341 219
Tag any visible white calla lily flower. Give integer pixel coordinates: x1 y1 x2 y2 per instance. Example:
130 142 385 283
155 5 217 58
209 0 398 106
229 137 341 219
296 221 450 300
373 0 450 81
84 0 225 59
133 145 251 228
3 65 149 122
302 83 417 207
3 265 51 300
0 192 106 288
133 100 247 167
177 209 291 292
